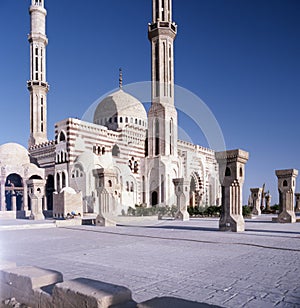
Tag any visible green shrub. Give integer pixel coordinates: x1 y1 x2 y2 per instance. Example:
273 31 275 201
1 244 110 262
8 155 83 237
242 205 251 217
203 205 221 217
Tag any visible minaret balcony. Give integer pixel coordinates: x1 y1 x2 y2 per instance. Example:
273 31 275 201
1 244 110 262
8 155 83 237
148 21 177 36
27 80 49 91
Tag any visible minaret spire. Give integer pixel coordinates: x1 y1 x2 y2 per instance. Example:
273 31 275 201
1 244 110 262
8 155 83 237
119 68 123 89
27 0 49 147
147 0 178 157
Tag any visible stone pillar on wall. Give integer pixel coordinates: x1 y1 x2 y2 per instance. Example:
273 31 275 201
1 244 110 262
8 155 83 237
173 178 189 221
250 188 262 215
215 149 249 232
23 183 28 211
0 180 6 211
27 179 45 220
275 169 298 223
295 193 300 213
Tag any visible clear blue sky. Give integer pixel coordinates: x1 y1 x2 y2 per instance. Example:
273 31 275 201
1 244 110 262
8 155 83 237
0 0 299 204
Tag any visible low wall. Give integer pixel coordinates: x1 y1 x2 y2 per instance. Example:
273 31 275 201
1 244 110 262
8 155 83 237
0 261 202 308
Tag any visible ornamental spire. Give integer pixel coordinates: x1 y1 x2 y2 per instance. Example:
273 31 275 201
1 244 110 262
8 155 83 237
119 68 123 89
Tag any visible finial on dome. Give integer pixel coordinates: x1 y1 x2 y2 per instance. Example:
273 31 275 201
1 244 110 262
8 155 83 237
119 68 123 89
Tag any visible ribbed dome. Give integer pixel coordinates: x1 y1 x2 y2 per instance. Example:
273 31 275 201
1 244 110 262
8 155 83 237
0 143 30 166
93 89 147 131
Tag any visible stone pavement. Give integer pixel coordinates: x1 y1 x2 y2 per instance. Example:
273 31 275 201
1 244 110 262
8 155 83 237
0 215 299 307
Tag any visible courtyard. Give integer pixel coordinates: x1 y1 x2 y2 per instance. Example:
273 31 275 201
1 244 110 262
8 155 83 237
0 215 299 307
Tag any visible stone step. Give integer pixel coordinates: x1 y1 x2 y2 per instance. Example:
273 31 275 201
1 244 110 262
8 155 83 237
52 278 132 308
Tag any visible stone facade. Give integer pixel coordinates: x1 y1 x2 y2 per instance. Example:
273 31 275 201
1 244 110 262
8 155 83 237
275 169 298 223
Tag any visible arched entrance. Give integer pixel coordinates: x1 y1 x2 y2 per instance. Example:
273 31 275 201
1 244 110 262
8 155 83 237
189 172 203 207
151 191 158 207
5 174 23 211
46 175 54 210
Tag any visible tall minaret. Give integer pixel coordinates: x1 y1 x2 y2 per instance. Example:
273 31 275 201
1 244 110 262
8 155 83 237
27 0 49 147
148 0 178 157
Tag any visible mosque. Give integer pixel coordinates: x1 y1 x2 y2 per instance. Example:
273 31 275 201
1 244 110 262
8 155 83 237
0 0 221 217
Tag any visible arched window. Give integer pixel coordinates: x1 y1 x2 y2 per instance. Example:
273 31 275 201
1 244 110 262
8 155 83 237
239 167 243 177
130 182 134 192
125 117 128 123
128 160 132 170
169 118 173 155
62 172 66 188
112 144 120 157
283 180 288 187
120 117 123 123
102 147 105 155
139 120 141 125
60 151 64 163
108 180 112 187
134 161 138 173
59 131 66 142
225 167 231 177
114 117 117 123
126 181 129 192
56 173 60 191
155 118 160 156
135 119 138 124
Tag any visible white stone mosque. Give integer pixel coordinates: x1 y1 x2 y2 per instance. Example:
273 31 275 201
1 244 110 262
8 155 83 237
0 0 221 219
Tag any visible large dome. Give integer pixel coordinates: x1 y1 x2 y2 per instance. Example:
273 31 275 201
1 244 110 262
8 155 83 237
0 143 30 166
93 89 147 131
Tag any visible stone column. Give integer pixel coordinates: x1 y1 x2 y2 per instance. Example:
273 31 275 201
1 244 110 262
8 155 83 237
295 193 300 213
275 169 298 223
0 181 6 211
93 168 117 227
215 149 249 232
11 194 17 212
23 183 28 211
250 188 262 215
27 179 46 220
173 178 189 221
265 194 271 211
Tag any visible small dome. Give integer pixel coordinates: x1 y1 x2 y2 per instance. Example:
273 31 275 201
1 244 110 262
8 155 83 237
93 89 147 131
61 187 77 194
74 151 102 172
0 143 30 166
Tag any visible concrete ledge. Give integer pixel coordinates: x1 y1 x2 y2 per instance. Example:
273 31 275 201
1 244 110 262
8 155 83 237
52 278 132 308
55 218 82 227
0 266 63 307
0 261 16 270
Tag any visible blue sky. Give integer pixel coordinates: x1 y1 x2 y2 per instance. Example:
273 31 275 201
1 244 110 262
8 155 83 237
0 0 299 204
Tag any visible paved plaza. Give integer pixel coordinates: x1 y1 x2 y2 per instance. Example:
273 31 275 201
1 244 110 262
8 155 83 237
0 215 300 307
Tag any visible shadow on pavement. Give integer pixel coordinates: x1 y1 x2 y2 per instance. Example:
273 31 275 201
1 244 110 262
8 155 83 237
135 297 223 308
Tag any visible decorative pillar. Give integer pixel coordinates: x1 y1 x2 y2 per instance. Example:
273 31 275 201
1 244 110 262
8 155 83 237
295 193 300 213
27 179 45 220
0 181 6 211
173 178 189 221
93 168 117 227
265 193 271 211
11 194 17 212
250 188 262 215
275 169 298 223
23 183 28 211
215 149 249 232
